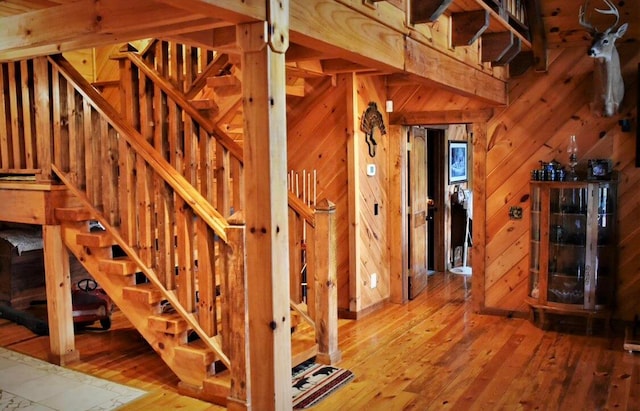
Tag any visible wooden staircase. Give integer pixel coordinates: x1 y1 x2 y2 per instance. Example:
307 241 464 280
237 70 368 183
0 47 339 406
54 207 231 403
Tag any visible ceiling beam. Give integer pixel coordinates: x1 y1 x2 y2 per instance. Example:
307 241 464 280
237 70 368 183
0 0 223 61
389 109 494 125
154 0 265 23
404 36 507 105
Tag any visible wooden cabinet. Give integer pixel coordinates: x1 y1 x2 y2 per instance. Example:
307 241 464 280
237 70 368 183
527 181 617 333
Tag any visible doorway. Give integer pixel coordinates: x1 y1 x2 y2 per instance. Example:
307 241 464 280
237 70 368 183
407 127 446 299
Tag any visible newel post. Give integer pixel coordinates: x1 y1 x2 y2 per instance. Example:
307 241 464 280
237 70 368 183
314 199 341 364
225 212 251 411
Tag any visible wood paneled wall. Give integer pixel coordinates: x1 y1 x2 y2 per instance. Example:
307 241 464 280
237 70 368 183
485 45 640 320
287 73 391 314
287 76 352 311
352 75 389 313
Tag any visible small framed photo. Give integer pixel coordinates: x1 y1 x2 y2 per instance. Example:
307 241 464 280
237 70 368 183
449 141 468 184
587 159 612 180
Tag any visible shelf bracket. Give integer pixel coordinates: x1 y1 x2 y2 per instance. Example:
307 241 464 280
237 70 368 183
451 10 490 47
411 0 454 24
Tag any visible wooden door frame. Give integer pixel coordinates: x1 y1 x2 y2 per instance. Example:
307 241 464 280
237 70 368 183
388 111 490 312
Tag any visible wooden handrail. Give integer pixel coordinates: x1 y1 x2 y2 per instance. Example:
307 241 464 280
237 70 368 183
49 54 230 243
124 53 244 163
287 192 315 227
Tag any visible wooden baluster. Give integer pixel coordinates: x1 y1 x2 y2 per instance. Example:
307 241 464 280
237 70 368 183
7 62 22 169
314 198 341 364
305 218 316 320
104 124 119 227
288 209 302 304
32 58 52 180
216 143 231 216
196 219 217 336
21 60 34 170
156 174 175 290
232 158 243 215
225 212 250 410
198 128 213 203
176 200 195 312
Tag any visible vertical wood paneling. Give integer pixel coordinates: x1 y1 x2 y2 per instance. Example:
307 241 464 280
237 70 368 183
354 75 389 311
288 75 352 311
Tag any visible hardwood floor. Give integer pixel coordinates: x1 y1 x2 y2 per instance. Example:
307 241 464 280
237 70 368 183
1 272 639 410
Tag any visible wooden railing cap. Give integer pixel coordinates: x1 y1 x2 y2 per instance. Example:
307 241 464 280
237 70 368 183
228 210 245 226
315 198 336 212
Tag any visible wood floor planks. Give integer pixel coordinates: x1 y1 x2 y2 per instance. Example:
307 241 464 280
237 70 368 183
0 272 639 410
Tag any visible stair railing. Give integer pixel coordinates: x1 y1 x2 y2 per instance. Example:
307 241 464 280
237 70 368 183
141 39 215 95
44 54 240 369
115 52 244 219
122 46 341 364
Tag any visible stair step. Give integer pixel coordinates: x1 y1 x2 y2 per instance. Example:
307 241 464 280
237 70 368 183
206 74 238 88
148 312 189 334
55 207 92 222
190 98 218 111
76 231 114 248
98 257 138 276
179 371 230 406
122 283 163 305
174 339 217 367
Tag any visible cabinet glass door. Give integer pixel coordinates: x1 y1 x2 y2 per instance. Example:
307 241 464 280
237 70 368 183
529 186 541 299
594 183 616 307
547 187 587 305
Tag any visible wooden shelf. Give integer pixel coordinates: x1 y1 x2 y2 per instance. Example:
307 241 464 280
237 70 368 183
448 0 532 49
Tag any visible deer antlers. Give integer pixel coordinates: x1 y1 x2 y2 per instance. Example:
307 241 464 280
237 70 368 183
579 0 621 34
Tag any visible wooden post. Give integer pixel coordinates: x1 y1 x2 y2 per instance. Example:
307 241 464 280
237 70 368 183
42 225 78 365
237 16 292 411
471 123 487 312
225 212 250 411
314 199 341 364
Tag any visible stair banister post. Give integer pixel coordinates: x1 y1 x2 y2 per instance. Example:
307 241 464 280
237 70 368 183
225 211 250 410
314 198 342 364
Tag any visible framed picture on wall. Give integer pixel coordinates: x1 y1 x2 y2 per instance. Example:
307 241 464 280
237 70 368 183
449 141 468 184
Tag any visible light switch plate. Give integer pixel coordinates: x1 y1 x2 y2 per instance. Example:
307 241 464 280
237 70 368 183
366 164 376 176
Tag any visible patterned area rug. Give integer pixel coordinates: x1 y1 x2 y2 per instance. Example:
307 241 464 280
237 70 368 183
292 359 354 409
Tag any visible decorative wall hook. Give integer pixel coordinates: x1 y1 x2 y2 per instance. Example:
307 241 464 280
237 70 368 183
360 102 387 158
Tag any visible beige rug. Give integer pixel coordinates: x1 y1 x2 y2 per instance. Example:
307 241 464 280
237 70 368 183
0 347 146 410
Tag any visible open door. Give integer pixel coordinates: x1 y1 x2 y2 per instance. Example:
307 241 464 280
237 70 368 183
408 127 429 299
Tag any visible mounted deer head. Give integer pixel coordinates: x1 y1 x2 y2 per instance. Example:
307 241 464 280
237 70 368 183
579 0 628 117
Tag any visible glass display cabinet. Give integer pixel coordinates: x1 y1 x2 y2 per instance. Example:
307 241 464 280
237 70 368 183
527 181 617 334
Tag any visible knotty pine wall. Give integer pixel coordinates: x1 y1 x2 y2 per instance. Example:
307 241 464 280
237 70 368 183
352 74 390 314
287 75 353 312
485 44 640 320
287 73 391 315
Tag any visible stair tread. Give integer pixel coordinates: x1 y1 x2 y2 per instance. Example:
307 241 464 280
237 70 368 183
99 257 138 276
76 231 114 248
55 207 92 222
148 312 190 334
122 283 163 304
